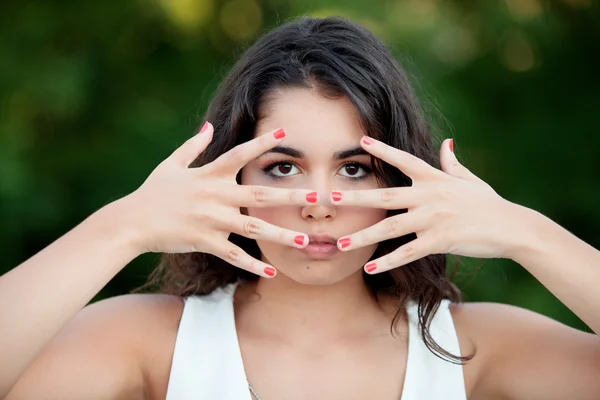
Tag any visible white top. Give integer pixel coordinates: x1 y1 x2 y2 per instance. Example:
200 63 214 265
165 283 467 400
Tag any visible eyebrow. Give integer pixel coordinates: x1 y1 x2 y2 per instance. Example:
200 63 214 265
263 146 368 160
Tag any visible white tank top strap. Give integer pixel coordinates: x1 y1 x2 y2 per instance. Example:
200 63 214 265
401 299 467 400
165 283 250 400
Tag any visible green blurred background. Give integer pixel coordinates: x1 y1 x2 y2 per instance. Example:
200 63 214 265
1 0 599 331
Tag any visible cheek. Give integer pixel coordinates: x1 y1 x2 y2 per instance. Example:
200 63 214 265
348 206 388 231
247 207 288 225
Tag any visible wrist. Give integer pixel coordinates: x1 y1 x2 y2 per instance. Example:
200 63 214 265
503 203 551 265
90 195 147 259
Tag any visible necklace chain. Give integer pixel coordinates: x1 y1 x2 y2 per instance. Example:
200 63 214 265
248 382 262 400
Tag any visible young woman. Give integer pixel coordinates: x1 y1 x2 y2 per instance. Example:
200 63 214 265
1 16 599 400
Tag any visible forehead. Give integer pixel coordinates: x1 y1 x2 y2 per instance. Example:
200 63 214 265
254 88 366 151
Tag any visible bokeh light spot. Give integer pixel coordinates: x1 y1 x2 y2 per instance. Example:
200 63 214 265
219 0 263 42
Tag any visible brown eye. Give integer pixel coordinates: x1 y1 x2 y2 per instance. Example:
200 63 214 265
344 164 359 175
277 163 293 174
338 162 371 180
263 162 301 178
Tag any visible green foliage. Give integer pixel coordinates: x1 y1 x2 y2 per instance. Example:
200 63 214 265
1 0 598 330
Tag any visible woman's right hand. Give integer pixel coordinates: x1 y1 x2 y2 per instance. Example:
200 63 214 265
121 122 314 278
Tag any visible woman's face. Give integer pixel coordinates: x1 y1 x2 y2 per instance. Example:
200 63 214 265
241 87 387 285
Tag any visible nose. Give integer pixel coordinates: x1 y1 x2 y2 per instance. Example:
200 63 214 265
301 199 337 220
301 177 337 220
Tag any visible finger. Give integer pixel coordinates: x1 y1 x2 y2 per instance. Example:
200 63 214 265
440 138 486 185
219 213 309 249
211 240 277 278
329 187 422 210
229 186 319 208
211 127 286 176
337 211 426 251
171 121 214 168
360 136 443 180
363 235 433 274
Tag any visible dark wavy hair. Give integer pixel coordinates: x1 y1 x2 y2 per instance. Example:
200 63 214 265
140 16 470 364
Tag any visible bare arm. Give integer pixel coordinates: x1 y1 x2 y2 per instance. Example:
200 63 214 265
0 123 316 397
458 207 600 400
332 138 600 398
4 293 183 400
455 302 600 400
0 199 141 397
509 207 600 335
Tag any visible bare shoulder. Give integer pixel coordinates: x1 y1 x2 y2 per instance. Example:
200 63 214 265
449 301 600 400
73 292 184 365
83 293 186 399
81 292 184 336
7 293 184 400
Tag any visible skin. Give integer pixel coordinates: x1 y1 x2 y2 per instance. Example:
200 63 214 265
3 87 600 399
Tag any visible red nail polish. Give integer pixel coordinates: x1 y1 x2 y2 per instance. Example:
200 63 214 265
306 192 318 203
338 237 351 249
273 129 286 139
449 139 454 153
264 267 276 277
362 136 373 145
294 235 305 246
199 121 209 134
365 262 377 273
331 191 342 202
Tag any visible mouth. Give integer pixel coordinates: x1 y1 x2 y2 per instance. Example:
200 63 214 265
300 233 340 259
307 233 337 245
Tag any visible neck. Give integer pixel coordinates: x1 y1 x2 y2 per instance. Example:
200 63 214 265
235 271 395 345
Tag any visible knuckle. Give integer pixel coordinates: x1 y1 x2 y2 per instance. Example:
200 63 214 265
227 248 241 263
381 146 390 160
384 255 396 270
355 231 367 246
436 185 455 202
196 186 214 200
288 190 298 203
251 188 269 203
277 228 287 243
385 218 400 235
227 146 243 162
401 243 418 260
190 233 208 250
243 220 262 237
192 205 212 222
431 205 451 220
380 189 395 202
247 259 260 274
385 251 403 269
194 211 209 224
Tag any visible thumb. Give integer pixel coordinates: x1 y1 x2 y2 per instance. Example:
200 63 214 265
171 121 214 168
439 138 483 184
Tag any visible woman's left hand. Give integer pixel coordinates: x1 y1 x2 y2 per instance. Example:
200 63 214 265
332 136 535 274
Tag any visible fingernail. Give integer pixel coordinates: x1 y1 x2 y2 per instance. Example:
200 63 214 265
449 139 454 153
273 128 286 140
331 191 342 202
365 262 377 273
338 237 351 249
361 136 373 146
264 267 276 277
199 121 209 134
294 235 305 246
306 192 318 203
